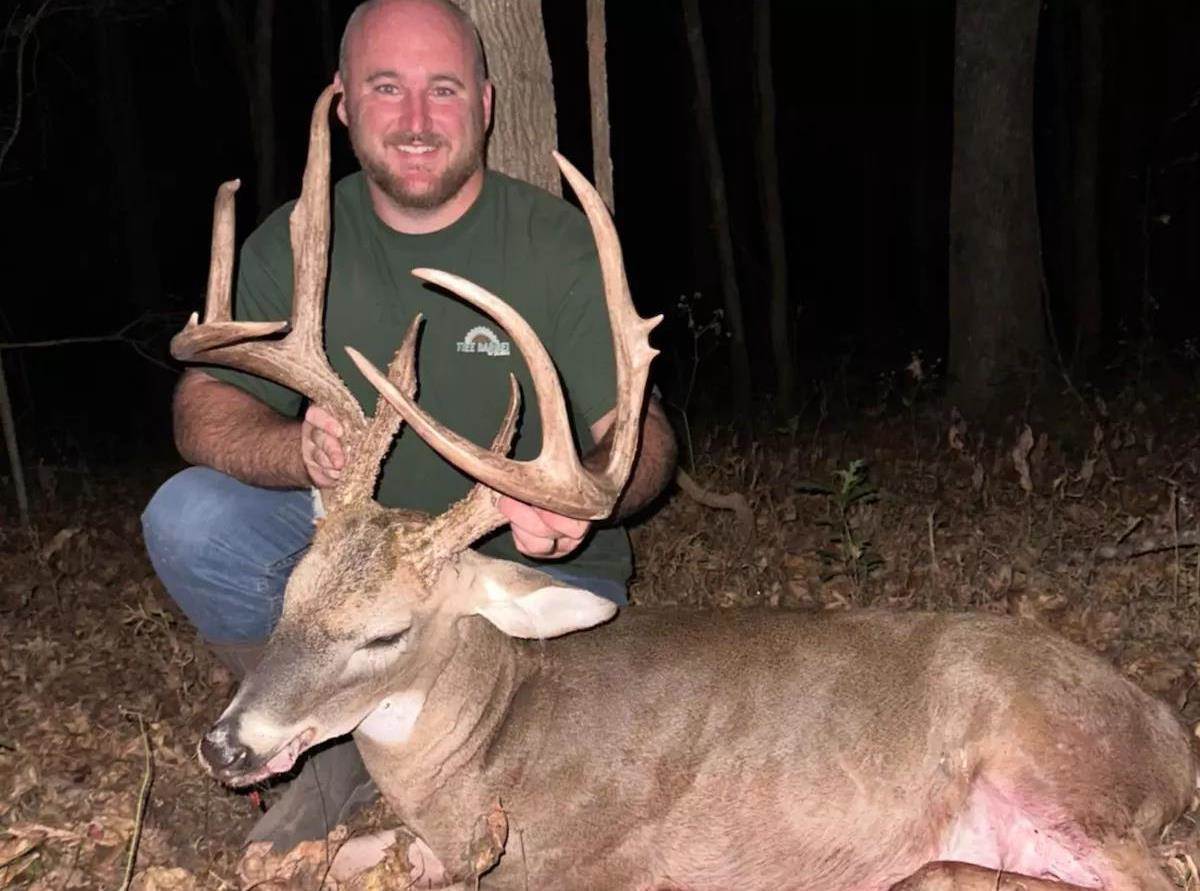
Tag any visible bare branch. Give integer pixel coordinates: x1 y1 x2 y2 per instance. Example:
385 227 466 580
0 1 52 176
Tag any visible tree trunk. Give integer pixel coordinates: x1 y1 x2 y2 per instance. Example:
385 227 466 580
586 0 614 211
680 0 753 423
216 0 278 221
752 0 795 418
457 0 559 196
948 0 1047 410
909 0 937 345
1069 0 1102 367
251 0 277 218
856 4 888 354
90 13 163 311
311 0 337 77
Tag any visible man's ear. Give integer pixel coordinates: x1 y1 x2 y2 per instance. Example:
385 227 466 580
481 80 495 133
447 551 617 640
333 73 349 126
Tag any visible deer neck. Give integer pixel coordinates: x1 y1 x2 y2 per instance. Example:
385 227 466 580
354 613 533 815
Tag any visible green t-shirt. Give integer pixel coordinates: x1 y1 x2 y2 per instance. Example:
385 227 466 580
208 170 631 583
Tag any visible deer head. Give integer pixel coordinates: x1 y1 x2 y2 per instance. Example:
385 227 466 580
174 85 660 786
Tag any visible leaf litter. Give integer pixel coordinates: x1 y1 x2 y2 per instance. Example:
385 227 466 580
3 389 1200 888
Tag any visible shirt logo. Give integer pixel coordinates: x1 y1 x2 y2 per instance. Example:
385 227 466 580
456 325 511 357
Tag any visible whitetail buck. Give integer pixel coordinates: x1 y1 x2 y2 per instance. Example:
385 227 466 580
177 86 1197 890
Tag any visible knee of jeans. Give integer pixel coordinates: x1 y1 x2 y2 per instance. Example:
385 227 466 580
141 467 236 570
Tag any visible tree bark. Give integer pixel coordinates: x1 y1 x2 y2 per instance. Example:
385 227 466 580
680 0 753 423
752 0 794 418
457 0 559 196
948 0 1047 410
586 0 613 211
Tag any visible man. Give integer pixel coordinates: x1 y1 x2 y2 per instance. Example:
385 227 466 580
141 0 676 853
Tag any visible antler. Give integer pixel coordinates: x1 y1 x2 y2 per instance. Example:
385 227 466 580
348 151 661 526
171 84 410 509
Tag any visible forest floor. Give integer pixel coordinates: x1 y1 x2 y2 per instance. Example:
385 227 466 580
4 380 1200 889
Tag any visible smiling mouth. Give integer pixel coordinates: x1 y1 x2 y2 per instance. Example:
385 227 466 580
223 727 316 786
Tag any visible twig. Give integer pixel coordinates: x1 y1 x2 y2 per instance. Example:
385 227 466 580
0 1 52 175
1094 529 1200 561
927 505 938 574
675 467 754 541
0 312 182 524
0 0 54 530
0 352 27 525
117 711 154 891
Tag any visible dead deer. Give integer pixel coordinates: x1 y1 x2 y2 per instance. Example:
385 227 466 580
177 86 1198 890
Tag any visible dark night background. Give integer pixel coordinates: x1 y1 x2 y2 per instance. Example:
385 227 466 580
3 0 1200 480
10 7 1200 880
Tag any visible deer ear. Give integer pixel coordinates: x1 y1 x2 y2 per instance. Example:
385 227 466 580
452 552 618 639
475 584 617 639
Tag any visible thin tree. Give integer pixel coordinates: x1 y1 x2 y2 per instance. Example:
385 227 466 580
1 1 52 525
680 0 753 423
587 0 613 210
948 0 1047 410
311 0 336 77
90 8 163 311
215 0 278 222
1069 0 1103 366
751 0 794 417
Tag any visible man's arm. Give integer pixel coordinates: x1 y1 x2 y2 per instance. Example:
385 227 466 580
588 395 677 520
174 369 345 489
498 395 677 558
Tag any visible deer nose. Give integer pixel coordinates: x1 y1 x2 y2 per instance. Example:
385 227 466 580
199 722 251 774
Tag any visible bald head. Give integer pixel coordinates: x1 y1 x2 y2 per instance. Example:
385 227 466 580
339 0 486 85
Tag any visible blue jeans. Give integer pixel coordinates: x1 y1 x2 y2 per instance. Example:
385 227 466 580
142 466 627 644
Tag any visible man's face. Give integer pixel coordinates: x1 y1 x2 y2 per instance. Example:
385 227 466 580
336 1 492 212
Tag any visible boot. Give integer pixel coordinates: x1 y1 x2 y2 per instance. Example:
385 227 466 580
207 640 379 852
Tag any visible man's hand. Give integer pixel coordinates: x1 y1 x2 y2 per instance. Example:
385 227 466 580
498 496 591 559
301 405 345 488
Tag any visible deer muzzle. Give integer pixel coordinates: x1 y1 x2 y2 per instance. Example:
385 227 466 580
199 715 316 786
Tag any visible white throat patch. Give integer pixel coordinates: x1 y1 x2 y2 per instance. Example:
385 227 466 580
356 691 426 744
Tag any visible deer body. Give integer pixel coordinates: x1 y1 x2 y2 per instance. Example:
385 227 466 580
339 606 1196 890
181 89 1195 890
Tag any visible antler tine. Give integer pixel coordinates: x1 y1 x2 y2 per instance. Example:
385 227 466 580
346 152 660 522
173 181 291 353
419 375 523 574
553 151 662 491
171 84 366 454
334 315 423 507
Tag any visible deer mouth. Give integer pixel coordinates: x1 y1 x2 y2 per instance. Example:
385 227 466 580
224 727 316 786
265 727 316 775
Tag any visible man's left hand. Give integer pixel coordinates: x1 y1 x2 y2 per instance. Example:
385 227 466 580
498 496 591 559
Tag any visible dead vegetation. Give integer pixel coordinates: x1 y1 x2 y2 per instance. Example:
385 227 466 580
3 385 1200 888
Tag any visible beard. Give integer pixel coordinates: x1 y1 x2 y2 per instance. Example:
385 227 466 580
350 116 485 211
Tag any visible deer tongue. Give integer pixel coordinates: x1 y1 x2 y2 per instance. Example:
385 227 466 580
266 728 316 775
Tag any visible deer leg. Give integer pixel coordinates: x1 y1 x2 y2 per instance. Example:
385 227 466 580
890 861 1094 891
327 828 453 888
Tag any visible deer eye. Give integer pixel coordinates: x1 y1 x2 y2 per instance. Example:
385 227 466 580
362 629 408 650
